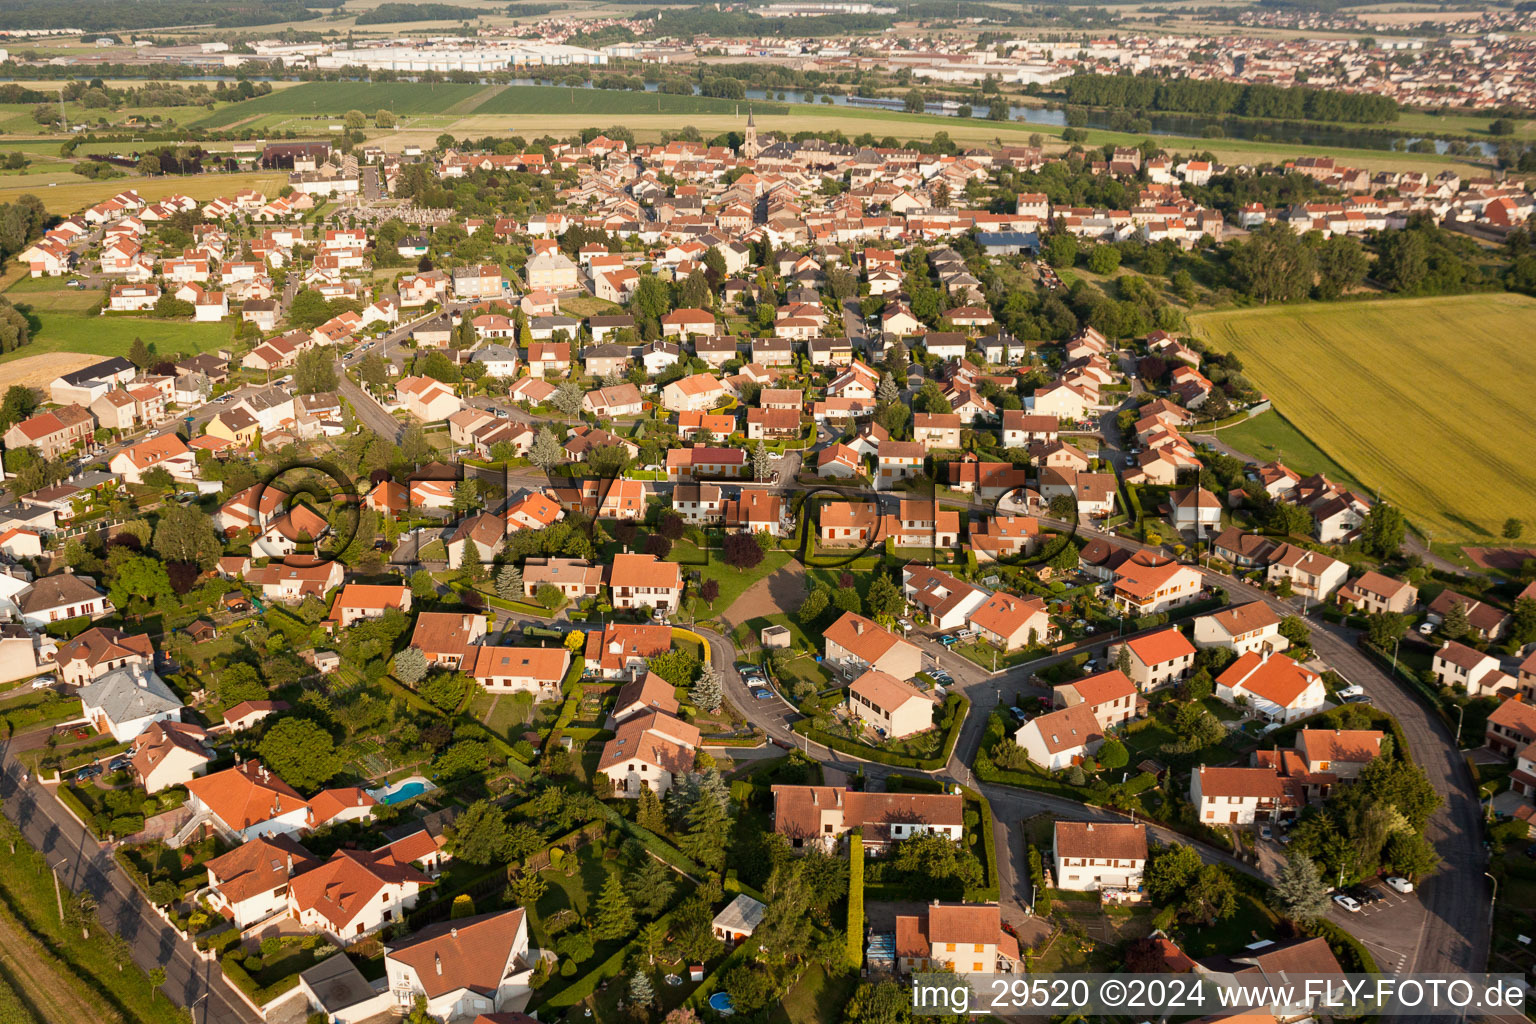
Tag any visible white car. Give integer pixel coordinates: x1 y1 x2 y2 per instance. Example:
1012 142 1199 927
1333 894 1362 913
30 676 55 689
1418 622 1436 635
1385 877 1414 894
1336 684 1365 701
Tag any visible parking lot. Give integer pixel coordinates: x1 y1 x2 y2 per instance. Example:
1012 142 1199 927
1329 877 1424 973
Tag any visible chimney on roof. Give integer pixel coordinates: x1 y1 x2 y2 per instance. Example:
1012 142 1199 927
287 854 293 872
450 927 458 938
434 953 442 975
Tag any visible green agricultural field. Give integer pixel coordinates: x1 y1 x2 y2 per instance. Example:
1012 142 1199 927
0 310 236 365
1203 410 1364 492
469 84 789 117
1190 293 1536 544
191 81 491 128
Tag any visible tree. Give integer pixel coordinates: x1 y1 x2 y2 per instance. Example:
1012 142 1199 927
593 872 636 939
287 289 333 330
1272 854 1332 924
506 872 547 906
1359 503 1405 558
752 443 773 482
629 966 656 1009
1183 864 1238 924
1364 612 1409 650
1278 615 1311 654
723 532 763 569
1042 233 1077 268
1229 222 1315 304
148 967 166 1004
690 667 723 712
528 427 564 470
636 782 667 833
1098 738 1128 773
108 554 174 608
1047 494 1076 521
394 646 428 684
447 800 510 864
127 336 153 369
294 348 338 394
0 385 37 431
876 373 899 404
799 587 830 627
1313 235 1368 299
679 787 728 870
844 981 913 1024
257 718 341 792
344 109 367 130
137 153 160 176
1439 597 1471 641
152 505 221 570
1144 843 1202 904
375 109 396 127
1115 643 1132 675
1504 517 1525 540
867 573 905 622
534 584 563 611
1086 244 1121 275
451 894 476 919
553 381 583 418
1385 832 1438 880
495 564 523 600
755 860 814 964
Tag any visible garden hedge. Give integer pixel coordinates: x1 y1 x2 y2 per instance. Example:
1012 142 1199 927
846 829 864 969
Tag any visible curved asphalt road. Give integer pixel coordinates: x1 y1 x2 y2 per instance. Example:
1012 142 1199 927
697 512 1490 982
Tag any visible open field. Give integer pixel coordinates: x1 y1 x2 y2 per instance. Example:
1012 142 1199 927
1190 293 1536 543
0 352 105 390
0 170 287 215
471 84 790 117
191 81 491 129
0 310 236 366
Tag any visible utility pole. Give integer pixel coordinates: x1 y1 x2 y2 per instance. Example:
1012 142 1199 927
51 859 65 923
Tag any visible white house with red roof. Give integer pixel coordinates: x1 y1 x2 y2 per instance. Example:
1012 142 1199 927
1016 703 1103 770
1116 628 1197 691
1215 652 1325 723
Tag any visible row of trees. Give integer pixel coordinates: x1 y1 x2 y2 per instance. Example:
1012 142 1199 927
1061 73 1399 123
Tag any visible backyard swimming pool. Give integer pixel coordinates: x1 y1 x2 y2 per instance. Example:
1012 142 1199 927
372 777 435 805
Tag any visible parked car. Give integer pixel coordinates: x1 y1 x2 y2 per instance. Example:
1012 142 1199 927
1332 894 1362 913
1385 877 1414 894
1417 622 1436 635
1350 886 1384 906
1336 684 1365 701
108 756 131 773
752 689 774 701
939 635 959 647
29 676 55 689
74 765 101 784
1259 825 1273 840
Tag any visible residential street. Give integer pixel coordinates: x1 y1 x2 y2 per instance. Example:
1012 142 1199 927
702 506 1489 983
0 744 258 1024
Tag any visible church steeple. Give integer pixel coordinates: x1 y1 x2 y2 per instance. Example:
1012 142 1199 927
742 105 759 159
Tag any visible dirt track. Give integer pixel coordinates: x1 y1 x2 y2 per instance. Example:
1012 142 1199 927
0 898 121 1024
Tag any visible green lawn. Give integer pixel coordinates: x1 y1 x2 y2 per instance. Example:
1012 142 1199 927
1169 890 1279 957
683 549 795 620
0 310 236 364
1206 410 1364 492
770 963 860 1024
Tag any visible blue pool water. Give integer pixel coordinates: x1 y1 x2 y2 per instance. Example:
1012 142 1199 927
708 992 735 1015
381 780 428 805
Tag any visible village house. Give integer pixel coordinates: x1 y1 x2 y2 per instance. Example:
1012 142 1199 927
1054 669 1140 730
1116 628 1197 691
1336 571 1419 616
409 612 488 670
1432 640 1513 698
902 565 986 630
130 720 212 793
79 665 184 742
967 592 1050 651
584 623 672 681
847 669 937 740
1053 821 1147 895
383 909 535 1021
607 553 683 615
466 646 571 700
894 903 1020 977
1191 765 1296 825
823 612 923 680
56 626 154 686
205 835 319 930
1193 602 1288 657
327 584 411 629
1265 543 1349 601
1215 652 1326 723
1015 703 1104 771
771 786 963 853
597 711 700 797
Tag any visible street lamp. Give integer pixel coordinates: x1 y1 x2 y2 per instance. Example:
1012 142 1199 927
1455 704 1465 748
1485 871 1498 930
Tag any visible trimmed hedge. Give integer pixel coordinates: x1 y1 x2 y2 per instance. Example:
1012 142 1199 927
598 804 703 877
960 786 1000 903
1307 917 1379 974
846 829 864 969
